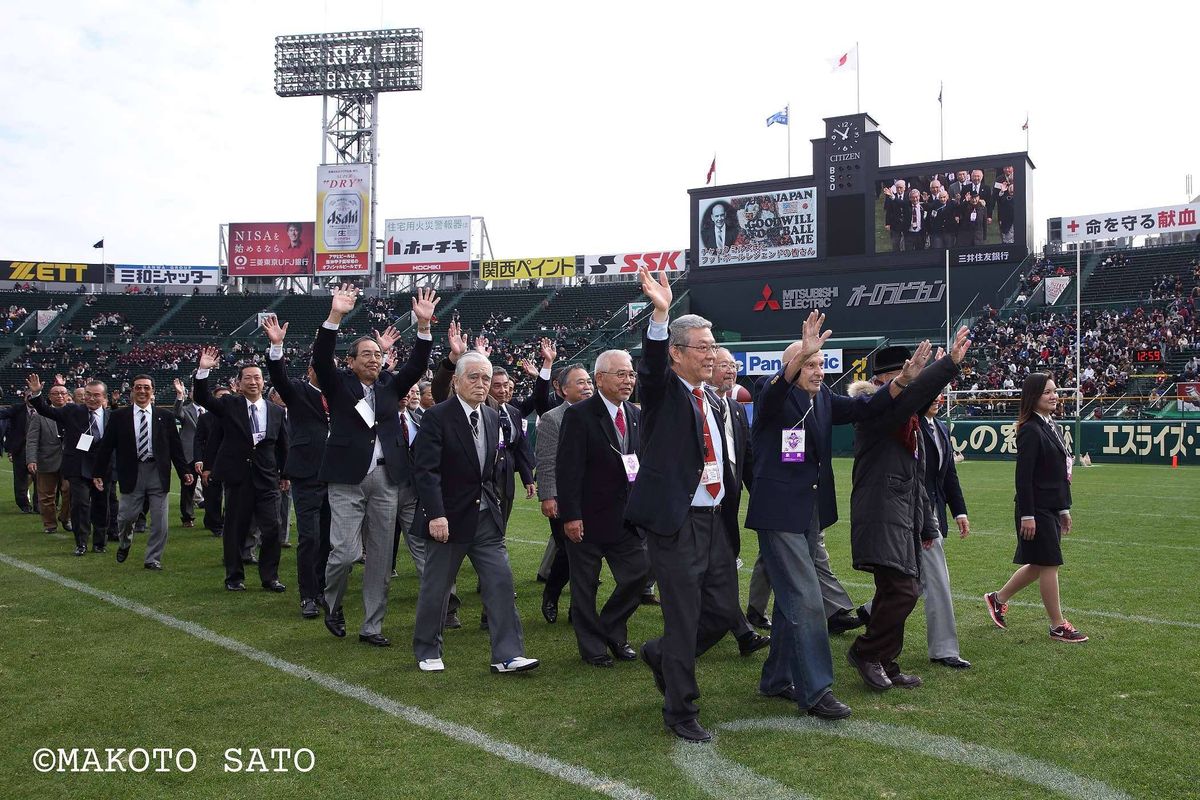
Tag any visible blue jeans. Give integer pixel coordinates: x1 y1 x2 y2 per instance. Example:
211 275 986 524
757 512 835 708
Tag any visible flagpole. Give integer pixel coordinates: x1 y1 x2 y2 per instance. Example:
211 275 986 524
786 104 791 177
1025 113 1030 152
855 41 860 113
939 82 944 159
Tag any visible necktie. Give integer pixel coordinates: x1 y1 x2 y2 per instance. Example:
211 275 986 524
498 407 513 443
399 411 411 449
927 418 943 469
319 392 328 415
691 388 721 499
469 409 480 440
911 204 919 231
615 406 626 437
88 412 100 437
365 385 375 411
249 402 260 434
136 409 152 461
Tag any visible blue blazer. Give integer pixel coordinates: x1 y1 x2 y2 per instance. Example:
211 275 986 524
744 370 893 533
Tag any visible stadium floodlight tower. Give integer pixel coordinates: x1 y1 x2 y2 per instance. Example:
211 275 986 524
274 28 423 289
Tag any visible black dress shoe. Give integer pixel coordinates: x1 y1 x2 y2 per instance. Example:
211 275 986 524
262 580 286 593
541 597 558 624
63 522 73 532
133 521 147 533
73 545 87 556
738 631 771 656
610 643 637 661
212 529 223 538
92 545 106 554
144 561 163 571
280 541 292 548
640 644 666 695
359 633 391 647
856 605 871 626
806 690 852 720
243 556 259 566
884 666 923 688
931 656 972 669
225 582 246 591
640 593 661 606
827 609 865 635
746 606 772 630
316 594 329 611
300 598 319 619
667 719 712 743
847 647 893 691
115 546 130 563
585 654 614 667
19 506 35 514
325 607 346 638
443 612 462 630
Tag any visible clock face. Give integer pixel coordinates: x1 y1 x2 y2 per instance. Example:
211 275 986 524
828 121 862 152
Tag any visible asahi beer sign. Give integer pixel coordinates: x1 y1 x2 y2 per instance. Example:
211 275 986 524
315 164 371 274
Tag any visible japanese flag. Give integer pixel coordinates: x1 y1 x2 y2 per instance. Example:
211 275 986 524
829 45 858 71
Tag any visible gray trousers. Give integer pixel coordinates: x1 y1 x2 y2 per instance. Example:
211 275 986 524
117 462 169 565
863 535 959 658
412 509 524 664
324 468 399 636
747 553 771 614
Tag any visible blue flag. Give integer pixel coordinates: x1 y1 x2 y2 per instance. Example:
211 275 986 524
766 109 788 127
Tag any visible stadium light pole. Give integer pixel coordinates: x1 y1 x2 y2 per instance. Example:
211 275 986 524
274 29 423 291
1075 247 1082 450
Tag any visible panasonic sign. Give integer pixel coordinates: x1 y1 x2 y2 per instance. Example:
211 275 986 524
730 349 843 376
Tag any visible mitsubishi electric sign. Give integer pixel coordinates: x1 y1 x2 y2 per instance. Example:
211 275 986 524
729 349 843 376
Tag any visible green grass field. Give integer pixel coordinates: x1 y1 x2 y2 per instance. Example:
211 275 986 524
1 459 1196 800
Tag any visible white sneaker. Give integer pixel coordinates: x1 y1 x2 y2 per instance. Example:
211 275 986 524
490 656 539 674
418 658 445 672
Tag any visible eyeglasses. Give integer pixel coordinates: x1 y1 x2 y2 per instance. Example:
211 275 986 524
597 370 637 380
462 372 492 383
675 344 721 354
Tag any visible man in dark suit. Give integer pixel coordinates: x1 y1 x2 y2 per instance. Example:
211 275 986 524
410 352 539 674
745 317 920 719
171 378 203 528
27 375 112 555
91 375 193 570
0 396 34 513
903 188 929 251
996 183 1017 244
709 349 771 655
928 190 957 250
699 200 740 249
882 179 908 252
264 314 332 620
194 351 289 593
487 367 536 522
314 285 436 647
194 387 227 537
625 268 740 743
556 349 649 666
957 191 988 246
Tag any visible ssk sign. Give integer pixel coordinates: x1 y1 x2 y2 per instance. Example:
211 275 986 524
581 250 685 275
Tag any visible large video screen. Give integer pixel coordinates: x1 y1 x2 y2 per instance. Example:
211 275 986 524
873 161 1027 253
696 186 818 267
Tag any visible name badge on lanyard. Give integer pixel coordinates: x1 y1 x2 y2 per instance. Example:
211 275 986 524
781 429 805 462
621 453 640 482
701 460 722 484
1065 455 1073 483
76 433 94 451
497 425 506 451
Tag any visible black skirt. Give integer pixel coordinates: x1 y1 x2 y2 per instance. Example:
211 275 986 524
1013 507 1063 566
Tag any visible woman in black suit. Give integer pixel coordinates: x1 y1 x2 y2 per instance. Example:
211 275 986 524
984 373 1088 642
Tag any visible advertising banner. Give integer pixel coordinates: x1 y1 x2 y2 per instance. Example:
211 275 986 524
697 187 817 266
728 349 844 376
581 250 686 276
36 310 59 331
1044 276 1072 305
1060 203 1200 243
1 260 104 284
383 216 472 274
227 222 314 276
115 265 219 287
480 257 575 282
316 164 371 274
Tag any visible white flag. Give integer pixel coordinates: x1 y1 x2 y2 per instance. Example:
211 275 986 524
829 45 858 71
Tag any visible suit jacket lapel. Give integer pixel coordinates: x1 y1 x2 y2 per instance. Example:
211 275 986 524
482 407 498 479
450 403 477 472
624 402 640 454
594 398 620 452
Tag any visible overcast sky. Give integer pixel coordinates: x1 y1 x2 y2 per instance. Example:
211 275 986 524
1 0 1196 266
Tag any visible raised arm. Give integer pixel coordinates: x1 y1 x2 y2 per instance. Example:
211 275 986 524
263 314 301 407
193 347 224 416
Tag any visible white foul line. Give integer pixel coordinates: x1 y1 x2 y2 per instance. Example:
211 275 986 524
0 553 653 800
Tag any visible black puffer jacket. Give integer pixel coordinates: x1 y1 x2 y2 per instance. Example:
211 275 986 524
847 356 959 578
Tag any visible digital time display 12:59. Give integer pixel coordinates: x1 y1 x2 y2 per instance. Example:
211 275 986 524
1134 348 1163 363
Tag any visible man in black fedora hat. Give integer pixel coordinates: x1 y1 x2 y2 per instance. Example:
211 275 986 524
842 329 971 691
